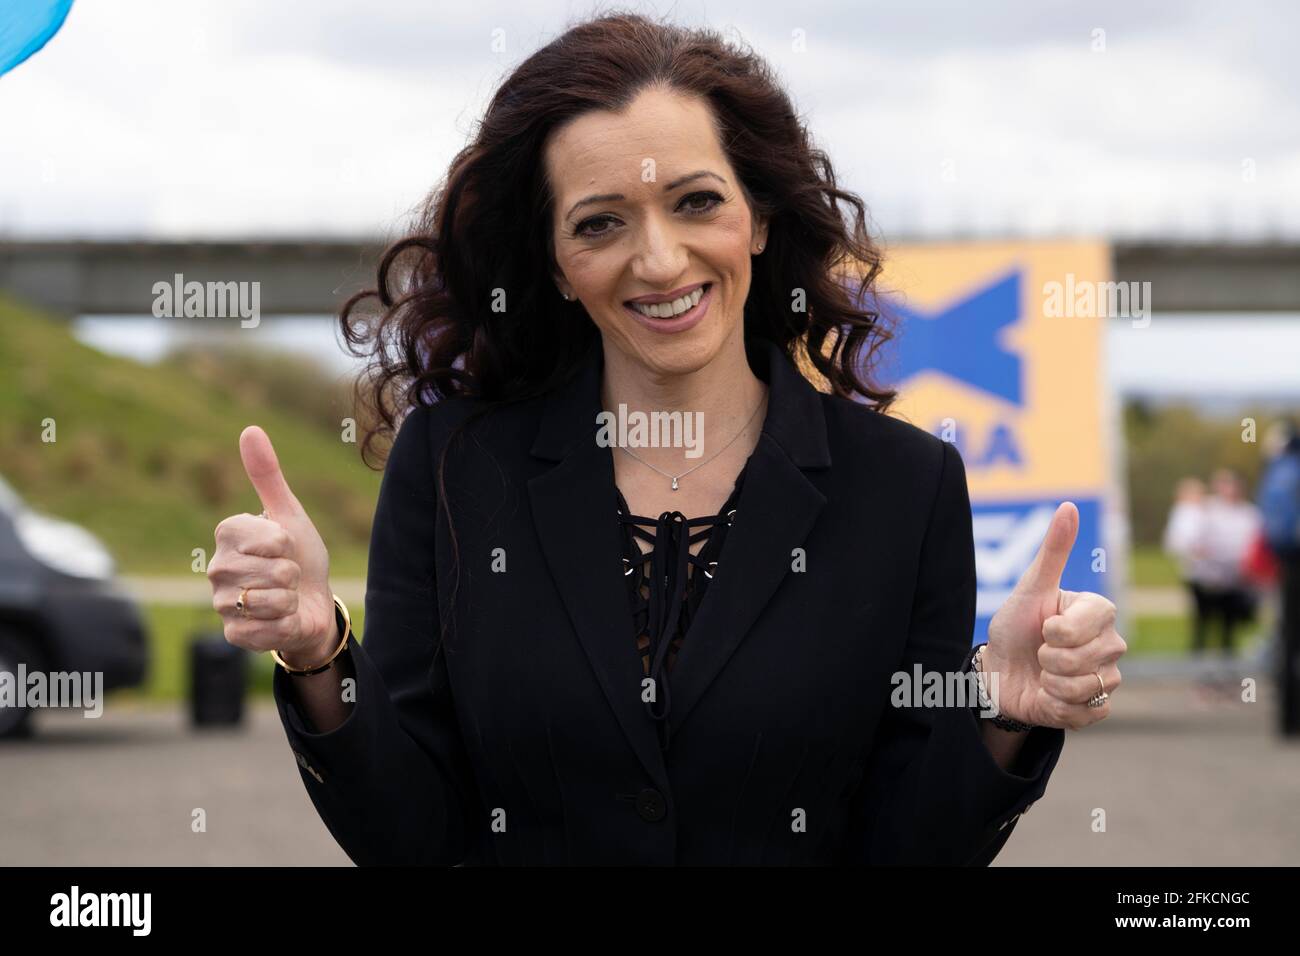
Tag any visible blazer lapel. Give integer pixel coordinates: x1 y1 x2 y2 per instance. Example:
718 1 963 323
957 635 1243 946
528 338 668 785
527 335 833 777
666 337 830 736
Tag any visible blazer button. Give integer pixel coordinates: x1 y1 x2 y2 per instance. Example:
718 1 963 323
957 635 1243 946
635 788 667 822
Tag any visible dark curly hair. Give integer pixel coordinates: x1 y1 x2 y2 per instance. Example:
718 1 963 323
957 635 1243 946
339 10 896 641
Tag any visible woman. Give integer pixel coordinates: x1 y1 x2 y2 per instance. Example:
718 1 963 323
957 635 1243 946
1163 477 1213 652
208 13 1125 865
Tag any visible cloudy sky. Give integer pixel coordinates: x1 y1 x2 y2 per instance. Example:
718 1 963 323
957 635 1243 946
2 0 1297 241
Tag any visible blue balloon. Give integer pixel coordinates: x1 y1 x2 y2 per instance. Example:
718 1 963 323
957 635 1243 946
0 0 75 78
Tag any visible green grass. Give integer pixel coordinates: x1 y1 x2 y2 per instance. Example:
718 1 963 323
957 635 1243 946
1127 614 1271 657
1128 614 1193 656
111 602 369 703
0 293 383 576
1129 545 1182 588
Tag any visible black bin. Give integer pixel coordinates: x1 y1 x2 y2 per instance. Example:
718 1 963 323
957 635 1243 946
190 634 247 727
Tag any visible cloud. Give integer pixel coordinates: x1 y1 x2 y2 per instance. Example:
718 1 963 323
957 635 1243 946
1 0 1295 238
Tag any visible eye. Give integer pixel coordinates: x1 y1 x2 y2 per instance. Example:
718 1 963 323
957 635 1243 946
571 190 726 239
678 190 724 215
573 214 618 238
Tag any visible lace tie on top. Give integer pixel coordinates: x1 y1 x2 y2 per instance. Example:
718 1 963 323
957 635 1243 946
618 502 737 752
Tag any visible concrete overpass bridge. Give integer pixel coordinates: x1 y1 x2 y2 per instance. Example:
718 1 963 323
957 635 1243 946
2 238 1299 317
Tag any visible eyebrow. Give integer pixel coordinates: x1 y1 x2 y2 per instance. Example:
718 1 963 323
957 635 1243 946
563 170 728 222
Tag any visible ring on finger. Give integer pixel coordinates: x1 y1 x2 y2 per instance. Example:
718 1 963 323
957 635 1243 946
1087 669 1109 708
237 587 250 618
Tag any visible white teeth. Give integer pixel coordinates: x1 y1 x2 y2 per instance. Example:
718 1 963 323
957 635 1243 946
629 285 706 318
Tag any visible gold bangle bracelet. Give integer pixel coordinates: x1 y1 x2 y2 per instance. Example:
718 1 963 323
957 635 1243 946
271 594 352 676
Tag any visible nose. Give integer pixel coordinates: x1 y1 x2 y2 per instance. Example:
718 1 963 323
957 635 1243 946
630 212 688 288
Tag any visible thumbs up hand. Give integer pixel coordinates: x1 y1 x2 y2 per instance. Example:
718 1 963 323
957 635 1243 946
981 502 1127 730
207 426 339 669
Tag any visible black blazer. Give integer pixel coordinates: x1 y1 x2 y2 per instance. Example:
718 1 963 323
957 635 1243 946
273 335 1066 865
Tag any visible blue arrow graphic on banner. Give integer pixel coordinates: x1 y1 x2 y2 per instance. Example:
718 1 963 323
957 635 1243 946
873 270 1024 406
1 0 74 78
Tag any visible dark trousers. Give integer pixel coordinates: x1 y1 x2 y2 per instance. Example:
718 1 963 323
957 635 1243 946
1187 582 1255 655
1281 558 1300 737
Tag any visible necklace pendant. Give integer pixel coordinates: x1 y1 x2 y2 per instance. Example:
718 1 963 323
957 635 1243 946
671 477 679 491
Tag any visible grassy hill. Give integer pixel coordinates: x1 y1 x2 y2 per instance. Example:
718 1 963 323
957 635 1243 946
0 294 383 575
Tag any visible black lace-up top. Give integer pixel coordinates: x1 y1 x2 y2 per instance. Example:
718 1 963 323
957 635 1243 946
615 463 749 753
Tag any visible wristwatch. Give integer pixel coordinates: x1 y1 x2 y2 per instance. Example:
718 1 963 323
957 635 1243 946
964 642 1037 733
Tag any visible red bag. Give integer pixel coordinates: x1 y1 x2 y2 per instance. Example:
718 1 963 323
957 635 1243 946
1241 529 1279 588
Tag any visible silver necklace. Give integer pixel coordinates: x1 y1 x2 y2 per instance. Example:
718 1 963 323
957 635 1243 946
615 390 767 491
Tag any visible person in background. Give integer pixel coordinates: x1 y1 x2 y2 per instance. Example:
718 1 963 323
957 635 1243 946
1257 419 1300 736
1196 469 1262 657
1162 477 1213 653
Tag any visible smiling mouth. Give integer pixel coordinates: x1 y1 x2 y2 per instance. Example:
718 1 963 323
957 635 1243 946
624 283 711 319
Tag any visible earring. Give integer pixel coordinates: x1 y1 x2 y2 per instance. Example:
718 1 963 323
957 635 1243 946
755 243 764 253
560 290 571 300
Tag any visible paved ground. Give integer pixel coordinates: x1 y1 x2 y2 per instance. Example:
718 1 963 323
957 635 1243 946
0 704 350 866
1 677 1296 866
998 677 1300 866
